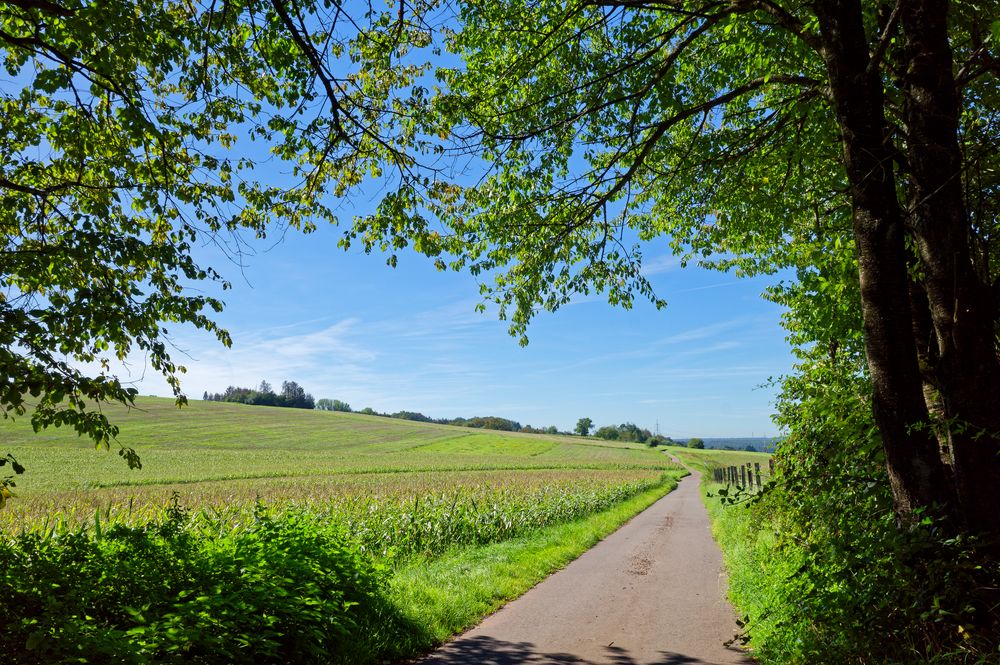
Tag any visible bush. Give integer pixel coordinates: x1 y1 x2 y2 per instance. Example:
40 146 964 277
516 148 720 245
0 501 390 664
710 361 1000 664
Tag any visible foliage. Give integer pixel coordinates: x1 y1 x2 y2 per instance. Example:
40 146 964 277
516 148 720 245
317 399 352 412
645 435 670 448
686 438 705 450
574 417 593 436
521 424 561 435
204 380 315 410
593 422 654 443
452 415 522 431
390 410 433 423
0 468 682 662
0 452 24 507
0 0 435 453
335 473 675 560
594 425 619 441
0 501 390 664
699 356 1000 663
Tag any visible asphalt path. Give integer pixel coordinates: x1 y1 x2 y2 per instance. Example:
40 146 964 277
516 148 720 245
414 468 753 665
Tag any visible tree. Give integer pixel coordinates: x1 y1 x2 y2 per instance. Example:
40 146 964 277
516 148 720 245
0 0 431 464
6 0 1000 558
687 438 705 450
315 398 350 412
594 425 620 441
391 411 432 423
346 1 1000 551
648 434 669 448
574 417 593 436
279 381 313 410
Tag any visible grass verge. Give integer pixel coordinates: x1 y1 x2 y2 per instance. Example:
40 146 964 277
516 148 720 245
678 449 776 662
357 469 686 664
700 483 785 663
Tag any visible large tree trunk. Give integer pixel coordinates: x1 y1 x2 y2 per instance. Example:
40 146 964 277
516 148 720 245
814 0 957 523
899 0 1000 546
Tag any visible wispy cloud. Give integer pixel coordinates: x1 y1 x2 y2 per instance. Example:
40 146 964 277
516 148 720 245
640 254 683 276
652 318 749 346
672 280 741 294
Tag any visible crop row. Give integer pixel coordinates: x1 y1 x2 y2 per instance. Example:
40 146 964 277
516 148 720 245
333 476 671 558
5 471 679 561
1 468 669 532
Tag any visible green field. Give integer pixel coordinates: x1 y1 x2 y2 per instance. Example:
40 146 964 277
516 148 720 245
673 447 773 483
1 397 685 663
1 397 677 527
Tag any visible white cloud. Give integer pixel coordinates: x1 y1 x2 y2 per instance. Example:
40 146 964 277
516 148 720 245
640 254 683 276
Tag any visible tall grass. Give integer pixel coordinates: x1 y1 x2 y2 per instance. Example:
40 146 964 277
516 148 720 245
1 471 684 663
1 397 687 662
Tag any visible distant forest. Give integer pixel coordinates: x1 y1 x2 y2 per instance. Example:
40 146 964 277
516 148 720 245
202 382 692 446
203 381 314 410
322 405 678 445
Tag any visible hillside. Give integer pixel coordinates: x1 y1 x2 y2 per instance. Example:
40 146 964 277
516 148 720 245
0 397 676 527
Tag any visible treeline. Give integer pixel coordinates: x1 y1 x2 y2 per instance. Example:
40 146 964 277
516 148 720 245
324 404 537 433
592 422 674 447
203 381 315 410
208 390 678 443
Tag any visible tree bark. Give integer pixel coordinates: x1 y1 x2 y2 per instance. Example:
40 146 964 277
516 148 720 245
814 0 957 522
899 0 1000 545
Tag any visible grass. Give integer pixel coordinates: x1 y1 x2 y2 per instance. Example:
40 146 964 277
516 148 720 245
672 447 773 476
675 447 777 662
1 397 676 529
360 478 682 662
1 397 688 662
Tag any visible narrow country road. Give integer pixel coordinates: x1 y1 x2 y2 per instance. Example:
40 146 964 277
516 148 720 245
414 470 753 665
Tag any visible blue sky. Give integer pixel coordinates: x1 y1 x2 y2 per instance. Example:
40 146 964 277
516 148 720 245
120 218 794 438
10 4 798 438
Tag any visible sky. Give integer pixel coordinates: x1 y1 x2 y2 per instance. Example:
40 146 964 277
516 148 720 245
118 218 796 439
79 5 796 439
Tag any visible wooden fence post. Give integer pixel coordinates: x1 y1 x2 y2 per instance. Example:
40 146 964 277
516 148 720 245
754 462 761 490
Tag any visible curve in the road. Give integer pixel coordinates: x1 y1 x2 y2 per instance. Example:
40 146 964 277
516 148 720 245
414 470 753 665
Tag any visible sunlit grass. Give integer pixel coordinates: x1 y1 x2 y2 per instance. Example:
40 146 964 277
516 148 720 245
1 397 688 663
1 397 679 533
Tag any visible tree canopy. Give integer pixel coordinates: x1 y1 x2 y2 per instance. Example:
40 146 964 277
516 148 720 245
352 0 1000 549
4 0 1000 655
0 0 432 454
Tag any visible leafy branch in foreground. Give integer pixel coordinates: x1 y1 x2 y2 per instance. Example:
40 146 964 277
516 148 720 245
350 0 1000 555
0 453 24 508
0 0 439 464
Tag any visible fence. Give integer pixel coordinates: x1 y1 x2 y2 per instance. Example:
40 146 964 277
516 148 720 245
711 458 775 491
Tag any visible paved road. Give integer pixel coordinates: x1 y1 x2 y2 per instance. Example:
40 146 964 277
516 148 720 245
414 470 753 665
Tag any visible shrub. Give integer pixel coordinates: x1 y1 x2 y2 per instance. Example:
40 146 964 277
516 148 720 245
0 502 389 664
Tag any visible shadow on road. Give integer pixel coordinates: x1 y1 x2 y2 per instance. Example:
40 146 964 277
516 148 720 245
418 634 743 665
